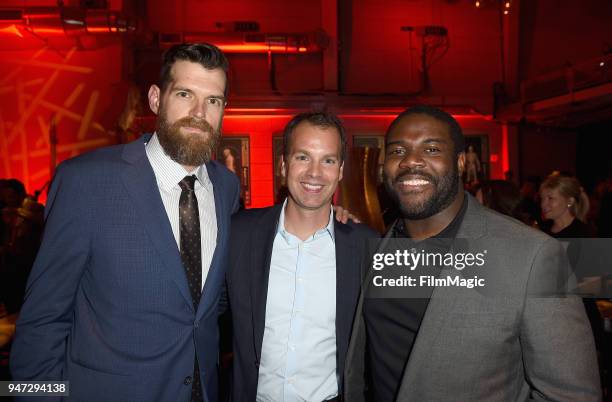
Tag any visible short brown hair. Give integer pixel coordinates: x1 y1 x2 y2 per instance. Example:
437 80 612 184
159 43 229 95
282 112 347 162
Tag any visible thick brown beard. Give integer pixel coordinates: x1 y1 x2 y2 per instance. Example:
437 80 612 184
156 114 220 167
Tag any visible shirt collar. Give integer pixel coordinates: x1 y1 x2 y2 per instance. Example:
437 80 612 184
277 198 336 243
145 133 212 191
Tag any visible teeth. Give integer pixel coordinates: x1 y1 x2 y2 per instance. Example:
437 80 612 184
401 179 429 186
303 183 323 190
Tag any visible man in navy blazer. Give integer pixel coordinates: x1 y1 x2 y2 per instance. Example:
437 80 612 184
10 43 240 402
226 112 377 401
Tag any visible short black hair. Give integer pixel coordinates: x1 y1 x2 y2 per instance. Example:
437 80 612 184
283 112 347 162
159 43 229 95
386 105 465 155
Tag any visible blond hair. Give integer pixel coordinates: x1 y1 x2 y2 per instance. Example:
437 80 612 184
540 173 589 222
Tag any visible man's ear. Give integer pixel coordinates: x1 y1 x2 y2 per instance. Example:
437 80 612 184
457 152 466 176
339 161 344 182
148 85 161 115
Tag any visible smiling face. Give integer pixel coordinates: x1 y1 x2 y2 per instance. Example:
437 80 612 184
384 113 464 220
283 121 344 213
148 60 227 169
540 186 573 223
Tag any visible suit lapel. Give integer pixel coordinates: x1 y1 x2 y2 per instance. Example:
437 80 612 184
334 220 358 377
398 194 486 395
196 162 228 319
120 136 194 309
252 205 283 362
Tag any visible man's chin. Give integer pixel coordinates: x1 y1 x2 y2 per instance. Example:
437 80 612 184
400 205 432 219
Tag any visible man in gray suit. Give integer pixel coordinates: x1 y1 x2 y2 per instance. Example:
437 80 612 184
344 105 600 401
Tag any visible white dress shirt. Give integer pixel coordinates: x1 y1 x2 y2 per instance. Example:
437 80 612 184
257 200 337 402
145 133 217 289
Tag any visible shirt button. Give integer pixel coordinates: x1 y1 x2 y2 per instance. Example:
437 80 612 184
287 377 294 384
184 376 192 385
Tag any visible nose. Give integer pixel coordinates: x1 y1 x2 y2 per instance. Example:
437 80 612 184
189 98 208 119
398 150 424 169
305 161 322 177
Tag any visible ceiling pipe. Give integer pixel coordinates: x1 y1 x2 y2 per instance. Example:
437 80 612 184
0 6 136 38
177 32 327 54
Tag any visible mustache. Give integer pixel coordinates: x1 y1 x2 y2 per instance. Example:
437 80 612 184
170 116 215 133
393 168 436 184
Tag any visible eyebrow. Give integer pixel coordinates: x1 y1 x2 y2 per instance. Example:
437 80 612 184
172 86 193 93
292 150 340 159
172 86 226 100
386 138 447 146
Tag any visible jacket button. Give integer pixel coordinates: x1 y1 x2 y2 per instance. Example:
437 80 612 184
184 376 192 385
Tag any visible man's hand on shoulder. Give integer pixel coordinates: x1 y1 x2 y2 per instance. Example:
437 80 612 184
333 205 361 224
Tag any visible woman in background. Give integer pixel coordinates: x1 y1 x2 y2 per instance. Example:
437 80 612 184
540 173 603 374
540 173 592 238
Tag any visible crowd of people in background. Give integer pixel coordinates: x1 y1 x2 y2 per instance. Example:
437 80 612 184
0 179 44 379
467 172 612 239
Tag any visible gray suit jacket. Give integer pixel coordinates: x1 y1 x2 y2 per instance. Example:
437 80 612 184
344 194 600 402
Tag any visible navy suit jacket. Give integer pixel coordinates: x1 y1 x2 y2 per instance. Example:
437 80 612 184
225 204 378 402
10 135 240 402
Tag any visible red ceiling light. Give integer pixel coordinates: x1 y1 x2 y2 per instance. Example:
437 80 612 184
473 0 511 13
0 6 135 38
181 32 324 54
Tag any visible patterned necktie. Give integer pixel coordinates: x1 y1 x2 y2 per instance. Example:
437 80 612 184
179 175 202 307
178 175 203 402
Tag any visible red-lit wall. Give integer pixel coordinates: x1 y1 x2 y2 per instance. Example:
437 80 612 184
223 112 502 208
0 0 557 205
145 0 508 113
345 0 502 107
0 43 125 203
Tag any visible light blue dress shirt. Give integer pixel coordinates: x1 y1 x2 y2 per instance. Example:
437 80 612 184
256 201 338 402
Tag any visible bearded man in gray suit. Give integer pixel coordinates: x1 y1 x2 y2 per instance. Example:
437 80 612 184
344 105 600 402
